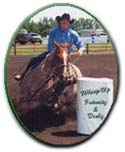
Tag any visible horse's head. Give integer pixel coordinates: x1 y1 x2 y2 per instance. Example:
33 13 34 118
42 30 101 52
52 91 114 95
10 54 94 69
53 41 71 80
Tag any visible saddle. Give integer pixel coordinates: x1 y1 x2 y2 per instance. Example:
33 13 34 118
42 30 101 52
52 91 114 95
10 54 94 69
25 63 77 105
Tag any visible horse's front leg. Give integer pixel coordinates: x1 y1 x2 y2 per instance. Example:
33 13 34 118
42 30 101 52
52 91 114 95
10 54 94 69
53 84 77 114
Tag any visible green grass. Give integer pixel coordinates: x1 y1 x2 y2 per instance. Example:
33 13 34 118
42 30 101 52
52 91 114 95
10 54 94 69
10 43 115 56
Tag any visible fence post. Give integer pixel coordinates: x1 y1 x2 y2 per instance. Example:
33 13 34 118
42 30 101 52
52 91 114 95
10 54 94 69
33 43 36 52
86 44 89 54
105 43 107 51
13 41 16 55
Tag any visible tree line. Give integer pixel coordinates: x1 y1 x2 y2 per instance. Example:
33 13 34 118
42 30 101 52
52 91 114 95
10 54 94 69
22 17 102 37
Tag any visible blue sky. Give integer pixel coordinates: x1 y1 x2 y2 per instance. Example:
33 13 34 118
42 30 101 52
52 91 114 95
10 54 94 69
31 5 93 22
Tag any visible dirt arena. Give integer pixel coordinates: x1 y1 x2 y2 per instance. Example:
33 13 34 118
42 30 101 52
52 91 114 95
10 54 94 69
7 54 118 146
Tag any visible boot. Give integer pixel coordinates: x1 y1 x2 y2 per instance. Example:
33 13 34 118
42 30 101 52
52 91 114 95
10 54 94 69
14 74 22 81
14 72 25 81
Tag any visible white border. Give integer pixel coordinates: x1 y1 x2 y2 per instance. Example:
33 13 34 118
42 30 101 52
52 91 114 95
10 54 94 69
0 0 124 151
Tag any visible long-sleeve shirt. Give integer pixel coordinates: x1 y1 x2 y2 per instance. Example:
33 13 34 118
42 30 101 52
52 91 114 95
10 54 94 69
47 26 84 53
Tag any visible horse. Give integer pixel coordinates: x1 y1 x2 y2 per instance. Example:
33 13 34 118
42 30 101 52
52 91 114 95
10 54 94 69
13 41 82 116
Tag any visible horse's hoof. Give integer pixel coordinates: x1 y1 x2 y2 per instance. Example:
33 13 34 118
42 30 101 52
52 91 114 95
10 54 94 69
54 103 58 108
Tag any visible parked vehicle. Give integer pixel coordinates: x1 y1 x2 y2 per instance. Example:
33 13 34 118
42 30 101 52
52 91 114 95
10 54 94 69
15 33 30 44
29 33 43 44
15 33 42 44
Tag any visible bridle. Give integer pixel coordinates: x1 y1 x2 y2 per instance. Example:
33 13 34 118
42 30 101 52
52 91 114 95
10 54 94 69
40 61 70 81
41 49 70 81
40 52 80 82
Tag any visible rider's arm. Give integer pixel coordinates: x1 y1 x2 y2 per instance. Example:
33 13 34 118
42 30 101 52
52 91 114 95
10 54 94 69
47 28 56 52
71 30 85 53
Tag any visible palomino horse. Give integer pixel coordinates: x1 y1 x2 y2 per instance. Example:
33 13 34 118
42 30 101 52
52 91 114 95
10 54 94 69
14 41 82 115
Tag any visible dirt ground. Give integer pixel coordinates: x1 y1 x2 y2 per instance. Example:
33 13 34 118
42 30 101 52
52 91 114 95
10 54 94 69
7 54 118 146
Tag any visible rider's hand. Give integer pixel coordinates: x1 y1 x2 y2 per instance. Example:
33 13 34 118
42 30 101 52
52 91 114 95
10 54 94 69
77 50 83 56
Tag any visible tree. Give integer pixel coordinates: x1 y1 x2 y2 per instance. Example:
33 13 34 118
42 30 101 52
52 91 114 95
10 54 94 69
22 17 103 37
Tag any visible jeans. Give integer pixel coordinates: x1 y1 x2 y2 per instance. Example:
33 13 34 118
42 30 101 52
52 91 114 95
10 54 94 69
25 51 50 72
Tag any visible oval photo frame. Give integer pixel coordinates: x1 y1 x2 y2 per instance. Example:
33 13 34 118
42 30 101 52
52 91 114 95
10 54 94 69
4 3 119 147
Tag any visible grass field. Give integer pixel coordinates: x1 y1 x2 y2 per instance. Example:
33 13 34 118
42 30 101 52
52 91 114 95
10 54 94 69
10 43 115 56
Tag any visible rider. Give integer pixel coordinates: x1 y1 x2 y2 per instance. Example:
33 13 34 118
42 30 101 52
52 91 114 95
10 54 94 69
14 13 85 81
14 13 85 101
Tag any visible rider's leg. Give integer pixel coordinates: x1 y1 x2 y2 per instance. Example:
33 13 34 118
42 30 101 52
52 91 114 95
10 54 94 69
14 51 50 81
30 51 50 69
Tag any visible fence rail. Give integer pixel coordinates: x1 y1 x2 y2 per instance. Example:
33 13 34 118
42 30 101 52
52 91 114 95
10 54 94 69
11 43 114 55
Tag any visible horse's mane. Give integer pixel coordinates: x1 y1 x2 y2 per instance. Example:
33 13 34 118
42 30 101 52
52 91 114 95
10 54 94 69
45 51 55 62
39 51 55 72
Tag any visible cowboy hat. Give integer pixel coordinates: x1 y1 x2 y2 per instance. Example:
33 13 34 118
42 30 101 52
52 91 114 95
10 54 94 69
56 13 74 24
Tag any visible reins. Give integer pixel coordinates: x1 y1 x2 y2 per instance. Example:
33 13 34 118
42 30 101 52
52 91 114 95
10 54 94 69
26 75 56 102
20 50 81 103
26 64 73 103
72 55 81 64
